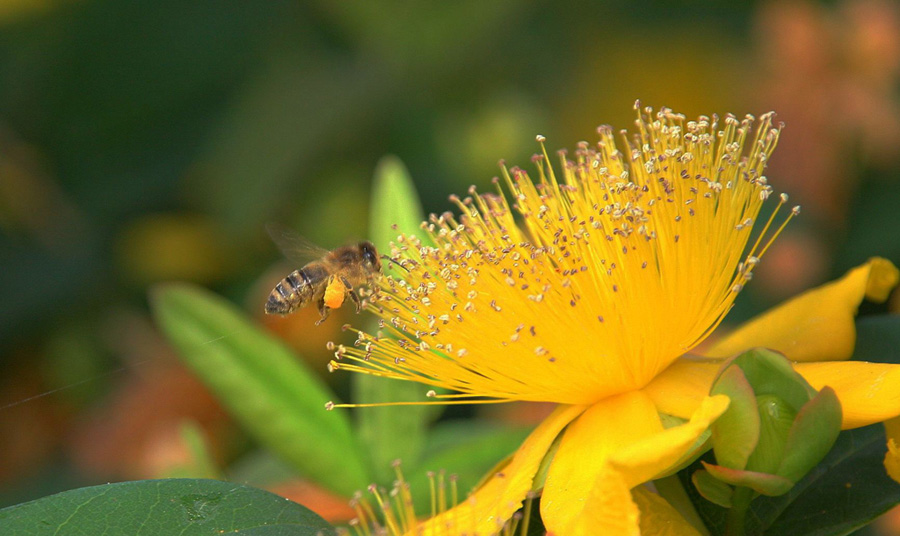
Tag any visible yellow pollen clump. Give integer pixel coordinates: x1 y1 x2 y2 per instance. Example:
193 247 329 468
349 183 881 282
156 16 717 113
330 104 797 407
324 276 348 309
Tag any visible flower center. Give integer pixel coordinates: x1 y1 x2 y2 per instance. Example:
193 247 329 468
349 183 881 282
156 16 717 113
329 104 796 407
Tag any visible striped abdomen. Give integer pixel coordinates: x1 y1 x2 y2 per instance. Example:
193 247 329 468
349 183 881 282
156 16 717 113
265 264 328 315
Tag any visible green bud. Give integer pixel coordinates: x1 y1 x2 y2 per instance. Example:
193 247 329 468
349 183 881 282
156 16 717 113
702 461 795 497
776 386 842 483
710 364 760 470
692 469 734 508
699 348 843 505
747 394 796 475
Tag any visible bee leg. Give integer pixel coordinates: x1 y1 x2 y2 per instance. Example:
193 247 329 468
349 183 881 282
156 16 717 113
316 298 330 325
348 289 362 312
340 276 362 313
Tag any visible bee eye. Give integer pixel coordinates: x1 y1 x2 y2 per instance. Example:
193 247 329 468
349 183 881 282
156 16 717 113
361 243 378 266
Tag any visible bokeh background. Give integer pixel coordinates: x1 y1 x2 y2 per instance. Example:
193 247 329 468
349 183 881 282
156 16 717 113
1 0 899 532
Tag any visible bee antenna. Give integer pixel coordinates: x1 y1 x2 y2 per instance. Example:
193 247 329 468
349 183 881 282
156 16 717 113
380 254 409 272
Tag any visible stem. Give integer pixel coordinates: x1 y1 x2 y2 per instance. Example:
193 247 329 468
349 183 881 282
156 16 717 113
725 487 753 536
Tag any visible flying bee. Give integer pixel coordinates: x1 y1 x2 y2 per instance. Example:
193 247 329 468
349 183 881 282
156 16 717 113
265 223 383 324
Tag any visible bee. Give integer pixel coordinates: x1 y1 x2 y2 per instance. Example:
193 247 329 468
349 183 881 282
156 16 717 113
265 223 383 324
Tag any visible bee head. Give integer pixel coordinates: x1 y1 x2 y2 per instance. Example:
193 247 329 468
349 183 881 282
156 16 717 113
359 241 381 272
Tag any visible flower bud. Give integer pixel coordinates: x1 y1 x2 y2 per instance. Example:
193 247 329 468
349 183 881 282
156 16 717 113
692 348 842 506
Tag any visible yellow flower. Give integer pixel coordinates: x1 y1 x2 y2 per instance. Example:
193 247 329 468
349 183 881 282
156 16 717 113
331 104 900 535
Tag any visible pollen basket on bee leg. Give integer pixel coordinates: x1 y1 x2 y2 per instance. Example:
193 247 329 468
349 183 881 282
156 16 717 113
324 275 348 309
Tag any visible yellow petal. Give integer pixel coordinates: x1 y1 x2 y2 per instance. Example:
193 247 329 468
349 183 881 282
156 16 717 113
540 391 728 535
795 361 900 429
886 417 900 448
644 358 900 430
885 417 900 484
706 258 899 361
886 439 900 485
643 360 720 422
610 395 730 485
632 486 703 536
414 404 585 535
569 464 641 536
540 392 661 535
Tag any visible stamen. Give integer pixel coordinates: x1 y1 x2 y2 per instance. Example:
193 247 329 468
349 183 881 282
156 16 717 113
746 192 788 260
327 398 510 410
756 205 801 260
334 106 793 407
428 471 438 519
338 461 533 536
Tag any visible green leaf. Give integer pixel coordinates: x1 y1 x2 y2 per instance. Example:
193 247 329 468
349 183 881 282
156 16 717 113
151 283 369 496
352 373 435 484
853 315 900 364
369 155 432 251
404 421 532 511
681 423 900 535
354 155 439 483
158 421 220 480
227 451 301 489
179 421 221 480
758 424 900 536
0 479 335 536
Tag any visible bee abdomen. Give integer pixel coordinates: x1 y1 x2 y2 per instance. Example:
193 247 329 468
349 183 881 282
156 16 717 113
265 269 314 315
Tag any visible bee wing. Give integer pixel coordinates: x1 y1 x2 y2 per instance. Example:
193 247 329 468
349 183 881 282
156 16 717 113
265 222 330 264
